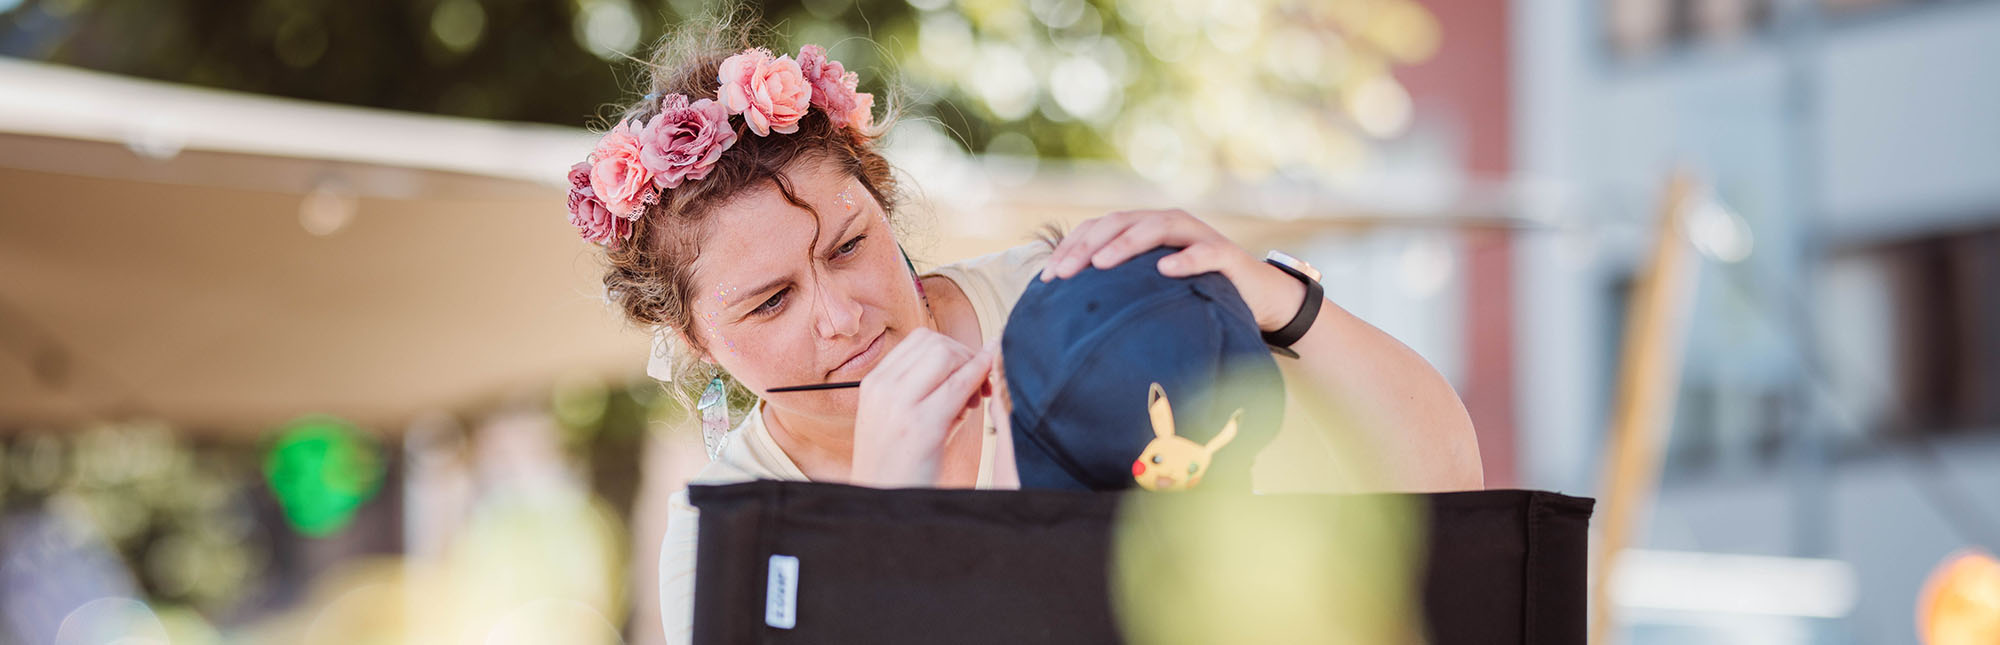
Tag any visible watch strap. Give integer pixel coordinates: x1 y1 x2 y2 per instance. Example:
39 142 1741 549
1261 258 1323 351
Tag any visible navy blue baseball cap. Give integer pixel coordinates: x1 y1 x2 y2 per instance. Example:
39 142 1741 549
1003 246 1286 492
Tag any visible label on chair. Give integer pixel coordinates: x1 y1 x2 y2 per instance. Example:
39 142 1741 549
765 554 799 629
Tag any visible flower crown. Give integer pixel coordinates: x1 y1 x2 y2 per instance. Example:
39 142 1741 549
566 45 874 248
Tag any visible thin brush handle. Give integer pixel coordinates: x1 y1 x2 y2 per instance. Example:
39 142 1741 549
764 381 863 393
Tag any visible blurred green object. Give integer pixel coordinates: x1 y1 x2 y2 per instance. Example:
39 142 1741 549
263 416 383 537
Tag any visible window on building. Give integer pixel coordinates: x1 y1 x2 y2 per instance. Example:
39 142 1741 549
1865 227 2000 435
1605 0 1775 58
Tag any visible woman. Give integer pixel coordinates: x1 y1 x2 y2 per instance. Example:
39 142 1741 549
564 16 1482 643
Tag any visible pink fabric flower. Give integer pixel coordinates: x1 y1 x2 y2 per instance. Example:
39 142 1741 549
717 47 812 136
568 162 632 247
798 45 857 128
845 91 874 131
797 46 875 130
638 94 738 189
589 120 655 218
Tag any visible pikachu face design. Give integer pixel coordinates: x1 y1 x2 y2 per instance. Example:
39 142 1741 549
1132 383 1240 491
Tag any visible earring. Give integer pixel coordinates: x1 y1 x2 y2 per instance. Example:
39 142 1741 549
697 374 731 460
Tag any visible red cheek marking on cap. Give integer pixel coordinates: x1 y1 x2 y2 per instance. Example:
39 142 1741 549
1132 460 1146 477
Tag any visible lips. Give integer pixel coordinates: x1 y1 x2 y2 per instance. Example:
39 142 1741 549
828 330 887 378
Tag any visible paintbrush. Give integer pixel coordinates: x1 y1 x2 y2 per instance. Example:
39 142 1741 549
765 381 863 393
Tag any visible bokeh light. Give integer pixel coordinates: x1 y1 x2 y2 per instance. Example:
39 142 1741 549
1919 550 2000 645
263 416 384 537
54 597 168 645
1111 490 1423 645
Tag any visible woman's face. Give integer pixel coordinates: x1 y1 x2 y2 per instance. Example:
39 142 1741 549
684 155 926 423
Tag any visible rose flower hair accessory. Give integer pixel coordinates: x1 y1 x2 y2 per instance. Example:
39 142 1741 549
797 44 873 131
643 94 737 189
564 44 874 248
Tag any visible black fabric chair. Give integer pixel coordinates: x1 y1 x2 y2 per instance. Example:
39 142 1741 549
690 481 1592 645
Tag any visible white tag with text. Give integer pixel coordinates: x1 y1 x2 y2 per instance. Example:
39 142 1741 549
765 554 799 629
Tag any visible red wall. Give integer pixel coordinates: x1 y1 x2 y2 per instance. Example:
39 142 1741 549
1401 0 1517 487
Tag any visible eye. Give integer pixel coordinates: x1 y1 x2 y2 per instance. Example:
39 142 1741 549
835 234 866 257
751 288 789 316
1150 455 1162 465
1188 463 1200 475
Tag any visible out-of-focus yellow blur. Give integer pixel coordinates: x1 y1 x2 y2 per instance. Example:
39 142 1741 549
1919 550 2000 645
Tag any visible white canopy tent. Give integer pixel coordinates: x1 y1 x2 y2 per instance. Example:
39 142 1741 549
0 58 649 434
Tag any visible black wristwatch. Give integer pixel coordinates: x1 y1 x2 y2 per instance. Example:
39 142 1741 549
1261 250 1323 357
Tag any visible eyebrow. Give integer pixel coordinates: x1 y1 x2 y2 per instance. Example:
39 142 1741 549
723 206 870 310
819 207 865 256
728 275 790 311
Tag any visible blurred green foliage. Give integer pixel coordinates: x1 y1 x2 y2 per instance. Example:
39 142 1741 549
0 0 1441 184
1 423 268 614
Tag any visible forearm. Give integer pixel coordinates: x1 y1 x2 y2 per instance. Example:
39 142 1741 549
1281 298 1485 492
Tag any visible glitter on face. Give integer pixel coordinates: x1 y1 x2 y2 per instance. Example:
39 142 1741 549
703 283 740 355
834 187 857 213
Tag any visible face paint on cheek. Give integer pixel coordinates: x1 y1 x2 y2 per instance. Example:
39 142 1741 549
701 309 738 355
704 283 741 356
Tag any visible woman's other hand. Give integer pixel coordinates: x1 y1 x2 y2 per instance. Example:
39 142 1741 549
850 328 994 488
1038 209 1306 333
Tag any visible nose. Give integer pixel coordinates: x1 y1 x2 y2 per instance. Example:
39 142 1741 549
811 274 865 340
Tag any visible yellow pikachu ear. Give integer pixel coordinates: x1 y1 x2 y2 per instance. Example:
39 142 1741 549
1204 409 1242 454
1148 383 1175 439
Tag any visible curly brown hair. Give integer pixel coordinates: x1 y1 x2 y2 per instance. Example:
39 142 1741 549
596 8 909 402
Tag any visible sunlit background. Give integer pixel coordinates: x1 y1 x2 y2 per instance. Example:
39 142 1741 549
1 0 1997 643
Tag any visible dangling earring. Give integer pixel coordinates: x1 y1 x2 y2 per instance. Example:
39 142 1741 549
697 374 731 460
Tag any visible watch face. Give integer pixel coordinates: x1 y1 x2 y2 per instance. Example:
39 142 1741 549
1265 250 1322 282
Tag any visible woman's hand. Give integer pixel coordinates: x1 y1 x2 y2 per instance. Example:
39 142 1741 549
850 328 994 488
1039 209 1307 332
1040 210 1484 491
